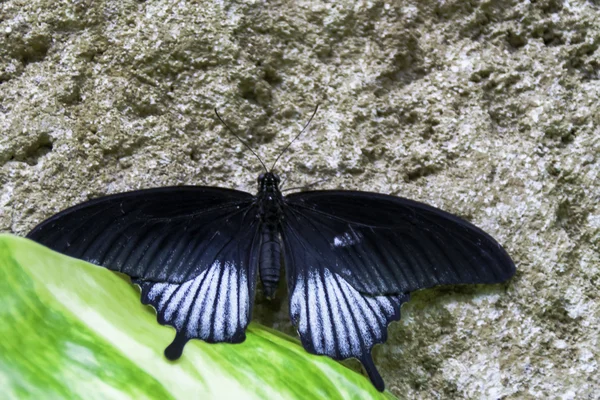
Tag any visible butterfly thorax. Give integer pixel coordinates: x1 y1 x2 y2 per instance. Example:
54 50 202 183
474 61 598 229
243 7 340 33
256 172 284 226
255 172 283 299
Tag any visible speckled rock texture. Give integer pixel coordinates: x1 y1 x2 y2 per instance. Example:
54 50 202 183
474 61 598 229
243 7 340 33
1 0 599 398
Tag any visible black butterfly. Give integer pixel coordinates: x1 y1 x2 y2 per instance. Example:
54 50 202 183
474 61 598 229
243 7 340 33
26 106 515 392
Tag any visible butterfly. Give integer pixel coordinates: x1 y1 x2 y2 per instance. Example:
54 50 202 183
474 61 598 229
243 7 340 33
26 106 516 392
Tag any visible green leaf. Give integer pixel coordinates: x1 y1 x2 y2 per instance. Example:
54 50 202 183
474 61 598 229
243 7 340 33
0 234 395 399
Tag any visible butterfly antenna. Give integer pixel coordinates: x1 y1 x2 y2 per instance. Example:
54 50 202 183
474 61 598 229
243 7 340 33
281 177 330 192
215 108 268 173
270 104 319 172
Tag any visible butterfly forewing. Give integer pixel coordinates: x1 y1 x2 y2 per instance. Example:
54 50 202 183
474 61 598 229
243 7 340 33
282 190 516 296
27 187 257 284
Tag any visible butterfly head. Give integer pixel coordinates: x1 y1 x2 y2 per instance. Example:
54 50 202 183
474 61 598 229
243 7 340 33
257 172 281 193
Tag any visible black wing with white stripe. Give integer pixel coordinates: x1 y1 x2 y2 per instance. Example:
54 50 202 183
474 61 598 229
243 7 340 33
28 186 263 357
281 190 515 390
27 186 256 284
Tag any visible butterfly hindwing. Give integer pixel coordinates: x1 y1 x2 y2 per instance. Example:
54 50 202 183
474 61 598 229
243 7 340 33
27 187 256 284
283 190 516 296
282 235 409 391
134 217 261 358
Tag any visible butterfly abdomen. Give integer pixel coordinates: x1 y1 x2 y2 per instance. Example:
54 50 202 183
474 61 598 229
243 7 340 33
259 225 281 299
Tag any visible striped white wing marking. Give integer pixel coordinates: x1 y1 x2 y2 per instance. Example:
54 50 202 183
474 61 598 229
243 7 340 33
137 259 253 359
289 267 409 391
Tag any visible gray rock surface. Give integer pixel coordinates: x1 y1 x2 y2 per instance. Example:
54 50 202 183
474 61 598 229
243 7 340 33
1 0 599 398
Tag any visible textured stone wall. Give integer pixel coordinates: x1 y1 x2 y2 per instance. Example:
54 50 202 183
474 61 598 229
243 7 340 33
1 0 599 398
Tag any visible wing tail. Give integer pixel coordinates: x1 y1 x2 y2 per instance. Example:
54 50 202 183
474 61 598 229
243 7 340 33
360 355 385 392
